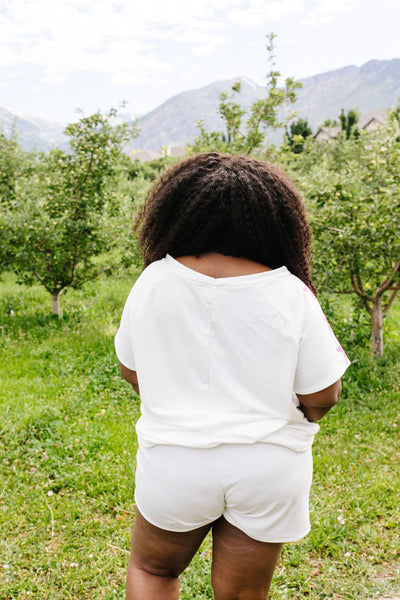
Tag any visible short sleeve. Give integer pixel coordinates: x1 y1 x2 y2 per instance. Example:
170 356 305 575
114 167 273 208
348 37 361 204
114 302 136 371
293 286 350 395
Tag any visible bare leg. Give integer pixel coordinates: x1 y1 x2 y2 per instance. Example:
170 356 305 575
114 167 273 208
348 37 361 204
211 517 282 600
126 510 211 600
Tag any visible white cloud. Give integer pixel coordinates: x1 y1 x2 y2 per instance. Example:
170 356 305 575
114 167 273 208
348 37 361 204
0 0 247 84
0 0 371 91
190 33 232 58
301 0 356 26
228 0 304 26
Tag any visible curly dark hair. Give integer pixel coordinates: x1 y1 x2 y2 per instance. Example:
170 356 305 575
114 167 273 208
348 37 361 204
134 152 315 292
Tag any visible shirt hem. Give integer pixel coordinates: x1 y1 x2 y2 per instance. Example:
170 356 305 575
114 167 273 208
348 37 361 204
137 433 316 453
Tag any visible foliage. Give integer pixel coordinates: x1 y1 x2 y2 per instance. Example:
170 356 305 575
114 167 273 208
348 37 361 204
322 118 339 128
0 125 33 271
293 113 400 356
124 154 176 182
284 118 313 154
339 108 360 139
0 124 25 205
3 109 139 315
114 153 182 271
0 273 399 599
190 34 301 155
218 81 247 146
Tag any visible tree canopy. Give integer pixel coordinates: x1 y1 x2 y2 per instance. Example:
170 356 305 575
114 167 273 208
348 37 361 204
2 109 139 315
284 118 313 153
294 111 400 356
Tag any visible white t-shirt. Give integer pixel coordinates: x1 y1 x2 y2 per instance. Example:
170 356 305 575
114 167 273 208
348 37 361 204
115 254 350 452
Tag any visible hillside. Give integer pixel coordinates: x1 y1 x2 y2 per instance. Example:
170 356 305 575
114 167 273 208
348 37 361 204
293 58 400 129
131 58 400 151
0 107 67 151
1 58 399 152
0 108 139 152
129 76 265 153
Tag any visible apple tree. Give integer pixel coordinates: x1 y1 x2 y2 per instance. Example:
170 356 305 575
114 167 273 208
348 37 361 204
190 34 301 155
6 109 139 315
297 112 400 357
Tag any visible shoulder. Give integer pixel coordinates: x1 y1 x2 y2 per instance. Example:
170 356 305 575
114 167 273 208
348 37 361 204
123 257 170 307
138 256 175 286
264 270 321 333
278 271 319 305
267 269 310 305
137 257 170 284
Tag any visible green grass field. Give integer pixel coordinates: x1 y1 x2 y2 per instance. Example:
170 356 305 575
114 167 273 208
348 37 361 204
0 272 399 599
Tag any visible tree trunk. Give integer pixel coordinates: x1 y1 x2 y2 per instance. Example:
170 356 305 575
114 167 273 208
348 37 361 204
52 292 61 317
371 297 383 358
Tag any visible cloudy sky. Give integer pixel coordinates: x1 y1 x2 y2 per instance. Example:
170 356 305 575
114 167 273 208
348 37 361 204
1 0 399 123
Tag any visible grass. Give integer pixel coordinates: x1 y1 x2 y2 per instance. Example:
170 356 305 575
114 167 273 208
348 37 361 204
0 272 399 599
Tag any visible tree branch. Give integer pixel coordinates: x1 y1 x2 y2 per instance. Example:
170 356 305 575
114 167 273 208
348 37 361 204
349 273 373 314
383 286 400 316
69 153 95 283
349 273 372 300
33 270 44 284
376 256 400 296
33 271 58 296
77 153 95 198
75 264 112 287
355 272 365 295
362 297 373 315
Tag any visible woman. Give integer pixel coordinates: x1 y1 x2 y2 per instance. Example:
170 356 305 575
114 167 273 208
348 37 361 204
115 153 350 599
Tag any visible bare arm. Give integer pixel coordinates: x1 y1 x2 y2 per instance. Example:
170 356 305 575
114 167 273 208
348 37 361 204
119 362 140 397
297 379 342 422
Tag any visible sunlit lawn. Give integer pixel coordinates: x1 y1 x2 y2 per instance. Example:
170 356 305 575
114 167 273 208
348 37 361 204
0 272 399 599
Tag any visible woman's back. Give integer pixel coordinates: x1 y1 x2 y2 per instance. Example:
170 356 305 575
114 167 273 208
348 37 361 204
115 254 348 451
116 154 351 600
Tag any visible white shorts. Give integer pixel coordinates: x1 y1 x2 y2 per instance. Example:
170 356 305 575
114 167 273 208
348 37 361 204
134 443 313 543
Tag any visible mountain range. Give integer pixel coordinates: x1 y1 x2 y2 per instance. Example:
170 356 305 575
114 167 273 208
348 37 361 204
1 58 399 153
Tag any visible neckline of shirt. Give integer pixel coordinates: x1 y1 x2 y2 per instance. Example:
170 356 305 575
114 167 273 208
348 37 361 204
165 254 289 286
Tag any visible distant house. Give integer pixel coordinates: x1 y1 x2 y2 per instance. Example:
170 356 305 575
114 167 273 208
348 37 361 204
314 126 341 142
358 109 387 132
314 109 388 141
